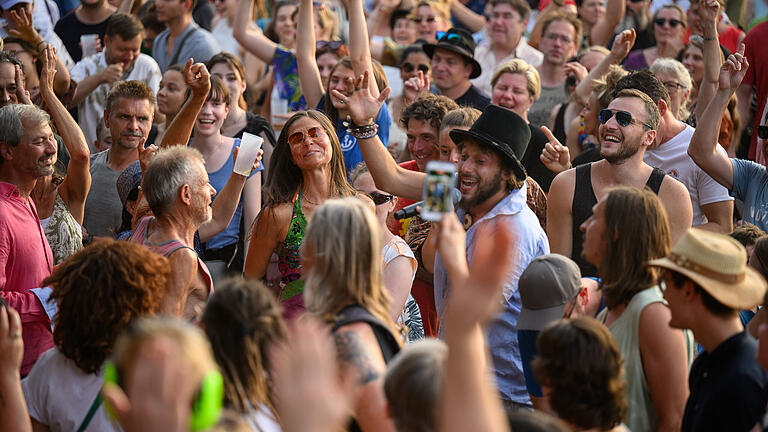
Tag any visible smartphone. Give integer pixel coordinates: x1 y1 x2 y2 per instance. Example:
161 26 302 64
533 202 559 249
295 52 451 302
421 160 457 222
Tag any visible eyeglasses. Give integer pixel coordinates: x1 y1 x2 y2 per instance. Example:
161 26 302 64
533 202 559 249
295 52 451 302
401 62 430 74
598 109 654 129
663 81 684 92
436 32 462 43
543 33 572 44
412 15 439 23
369 191 395 205
316 40 344 51
628 0 645 3
562 290 582 319
758 125 768 140
654 18 683 27
288 126 324 146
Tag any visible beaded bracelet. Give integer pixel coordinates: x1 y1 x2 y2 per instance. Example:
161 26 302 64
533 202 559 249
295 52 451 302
343 118 378 139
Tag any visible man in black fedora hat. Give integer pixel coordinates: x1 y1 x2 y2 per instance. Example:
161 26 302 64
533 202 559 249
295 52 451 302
423 28 491 111
333 74 549 409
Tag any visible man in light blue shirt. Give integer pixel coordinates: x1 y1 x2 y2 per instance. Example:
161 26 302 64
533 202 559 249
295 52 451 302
152 0 220 72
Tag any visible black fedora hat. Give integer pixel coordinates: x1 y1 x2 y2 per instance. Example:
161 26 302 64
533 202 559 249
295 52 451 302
423 28 482 79
450 105 531 181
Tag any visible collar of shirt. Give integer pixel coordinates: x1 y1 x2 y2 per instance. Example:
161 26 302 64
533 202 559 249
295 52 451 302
0 181 25 204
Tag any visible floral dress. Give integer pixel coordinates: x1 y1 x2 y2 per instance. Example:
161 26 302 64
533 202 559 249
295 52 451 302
42 194 82 265
277 188 308 319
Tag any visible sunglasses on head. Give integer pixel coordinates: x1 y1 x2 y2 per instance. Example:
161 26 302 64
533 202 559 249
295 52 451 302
654 18 683 27
436 32 461 42
401 62 430 73
369 191 395 205
758 125 768 140
288 126 324 146
599 109 654 129
316 40 344 51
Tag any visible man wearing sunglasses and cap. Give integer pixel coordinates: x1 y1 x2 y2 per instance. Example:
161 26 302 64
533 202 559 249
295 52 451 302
423 28 491 111
547 88 693 277
648 228 768 432
335 74 549 410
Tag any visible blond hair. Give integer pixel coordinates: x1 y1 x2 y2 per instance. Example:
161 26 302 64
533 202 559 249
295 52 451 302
491 58 542 99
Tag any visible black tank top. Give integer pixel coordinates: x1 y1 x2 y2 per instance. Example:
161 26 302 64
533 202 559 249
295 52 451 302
571 163 666 277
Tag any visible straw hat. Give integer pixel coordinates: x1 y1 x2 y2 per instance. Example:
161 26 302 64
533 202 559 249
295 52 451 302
647 228 767 310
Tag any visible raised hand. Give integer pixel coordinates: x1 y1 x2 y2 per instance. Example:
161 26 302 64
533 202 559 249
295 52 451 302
40 44 57 95
232 147 265 174
8 8 43 45
138 143 156 173
609 29 636 62
718 43 749 92
539 126 571 174
330 71 390 126
101 63 124 85
402 70 430 106
699 0 720 27
13 64 32 105
563 62 588 84
183 59 211 98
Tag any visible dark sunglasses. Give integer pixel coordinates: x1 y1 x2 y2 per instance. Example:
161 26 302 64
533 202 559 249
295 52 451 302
369 191 395 205
288 127 324 146
628 0 645 3
654 18 683 27
599 109 654 129
758 126 768 140
401 62 430 73
316 40 344 51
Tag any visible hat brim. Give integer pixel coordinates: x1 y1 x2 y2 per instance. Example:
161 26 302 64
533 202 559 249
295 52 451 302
517 303 568 331
647 257 767 309
450 128 527 180
423 43 482 79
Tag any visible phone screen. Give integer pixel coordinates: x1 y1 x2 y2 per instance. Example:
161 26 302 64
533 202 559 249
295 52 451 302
421 165 456 221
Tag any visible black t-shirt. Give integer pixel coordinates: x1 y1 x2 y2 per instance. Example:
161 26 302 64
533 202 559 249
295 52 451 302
54 11 112 63
455 84 491 111
521 124 556 193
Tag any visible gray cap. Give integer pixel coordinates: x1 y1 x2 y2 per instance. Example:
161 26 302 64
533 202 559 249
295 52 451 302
517 254 582 331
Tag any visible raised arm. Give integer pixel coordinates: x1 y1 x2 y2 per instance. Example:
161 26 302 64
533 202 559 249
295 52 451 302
694 0 724 121
9 9 69 96
296 0 325 109
688 45 748 190
346 0 380 98
367 0 399 38
233 0 278 64
572 29 635 104
589 0 625 46
159 60 210 148
334 72 424 199
40 45 91 225
449 0 487 33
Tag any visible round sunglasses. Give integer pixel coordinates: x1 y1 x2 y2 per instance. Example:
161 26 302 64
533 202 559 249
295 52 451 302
288 126 324 146
598 109 654 130
401 62 430 73
654 18 683 27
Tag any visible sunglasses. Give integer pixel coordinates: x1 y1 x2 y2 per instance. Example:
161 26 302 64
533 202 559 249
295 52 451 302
654 18 683 27
369 191 395 205
436 32 462 42
316 40 344 51
412 15 439 23
401 62 430 73
598 109 654 129
288 126 324 146
759 125 768 140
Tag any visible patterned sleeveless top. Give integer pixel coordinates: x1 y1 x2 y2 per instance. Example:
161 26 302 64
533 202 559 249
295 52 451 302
277 188 308 319
43 193 83 265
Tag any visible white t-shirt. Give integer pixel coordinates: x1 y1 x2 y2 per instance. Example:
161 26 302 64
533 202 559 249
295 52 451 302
71 52 162 151
643 124 733 226
22 348 119 432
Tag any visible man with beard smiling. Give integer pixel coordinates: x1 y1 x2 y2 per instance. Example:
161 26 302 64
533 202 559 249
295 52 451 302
0 104 57 374
547 88 692 277
337 74 549 409
82 80 155 237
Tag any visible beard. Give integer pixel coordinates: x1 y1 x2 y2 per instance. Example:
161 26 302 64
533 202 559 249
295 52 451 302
601 137 642 165
458 169 505 210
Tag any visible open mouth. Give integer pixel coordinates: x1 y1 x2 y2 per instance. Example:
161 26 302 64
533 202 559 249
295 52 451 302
459 175 478 194
602 131 622 144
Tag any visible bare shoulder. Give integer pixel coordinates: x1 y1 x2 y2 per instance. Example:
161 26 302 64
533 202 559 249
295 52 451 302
333 323 386 385
548 168 577 204
167 246 199 266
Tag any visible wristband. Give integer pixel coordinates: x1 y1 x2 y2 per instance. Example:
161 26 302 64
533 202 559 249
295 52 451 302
703 35 717 41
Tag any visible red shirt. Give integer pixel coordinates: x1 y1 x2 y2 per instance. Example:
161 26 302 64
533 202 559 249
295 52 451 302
387 160 421 236
743 22 768 160
0 182 55 375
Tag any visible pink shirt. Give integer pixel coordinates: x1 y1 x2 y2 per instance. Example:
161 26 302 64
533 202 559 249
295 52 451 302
0 182 55 375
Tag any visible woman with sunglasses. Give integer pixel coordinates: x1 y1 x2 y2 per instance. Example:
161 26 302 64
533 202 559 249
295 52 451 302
386 45 431 161
297 0 392 175
624 4 687 71
315 40 350 90
244 110 361 319
350 163 424 342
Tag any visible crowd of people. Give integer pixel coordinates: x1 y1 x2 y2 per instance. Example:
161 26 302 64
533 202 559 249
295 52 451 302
1 0 768 429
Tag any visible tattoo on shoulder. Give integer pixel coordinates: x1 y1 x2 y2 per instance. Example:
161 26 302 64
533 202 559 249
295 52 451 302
333 330 381 385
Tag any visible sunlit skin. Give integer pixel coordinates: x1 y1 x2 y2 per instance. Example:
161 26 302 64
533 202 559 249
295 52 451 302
194 97 230 137
489 3 526 49
274 4 297 47
438 126 461 164
210 62 246 108
653 7 686 46
579 93 601 136
539 20 577 67
288 117 333 170
0 62 19 107
406 118 440 172
154 0 186 23
579 199 608 266
413 5 448 44
579 0 605 27
317 52 342 89
491 72 535 121
392 17 417 45
400 51 431 83
3 42 38 92
654 70 689 120
682 45 704 84
456 141 509 212
598 97 654 163
104 98 154 150
328 65 355 111
104 34 141 70
431 49 472 93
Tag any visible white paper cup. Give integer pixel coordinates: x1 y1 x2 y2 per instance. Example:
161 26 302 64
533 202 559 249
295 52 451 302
233 132 263 176
81 34 99 58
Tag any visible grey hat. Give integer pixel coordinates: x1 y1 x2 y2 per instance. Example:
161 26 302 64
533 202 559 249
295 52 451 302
517 254 582 331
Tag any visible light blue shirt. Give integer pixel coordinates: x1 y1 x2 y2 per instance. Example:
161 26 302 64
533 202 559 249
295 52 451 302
153 22 220 72
730 158 768 232
433 182 549 405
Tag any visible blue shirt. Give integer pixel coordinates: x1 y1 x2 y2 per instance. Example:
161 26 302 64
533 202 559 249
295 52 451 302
730 158 768 232
433 182 550 405
153 22 220 72
316 96 391 175
517 329 543 397
200 138 262 250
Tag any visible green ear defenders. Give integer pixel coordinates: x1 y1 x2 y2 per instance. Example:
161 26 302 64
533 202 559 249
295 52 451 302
103 360 224 431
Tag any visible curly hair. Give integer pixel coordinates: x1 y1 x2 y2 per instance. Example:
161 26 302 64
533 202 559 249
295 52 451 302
400 93 459 131
533 317 627 430
201 278 285 415
44 239 169 374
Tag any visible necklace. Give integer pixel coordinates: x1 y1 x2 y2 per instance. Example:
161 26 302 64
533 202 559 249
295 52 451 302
463 212 473 230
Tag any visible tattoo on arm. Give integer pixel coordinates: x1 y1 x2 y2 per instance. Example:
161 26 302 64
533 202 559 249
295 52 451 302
333 330 381 385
